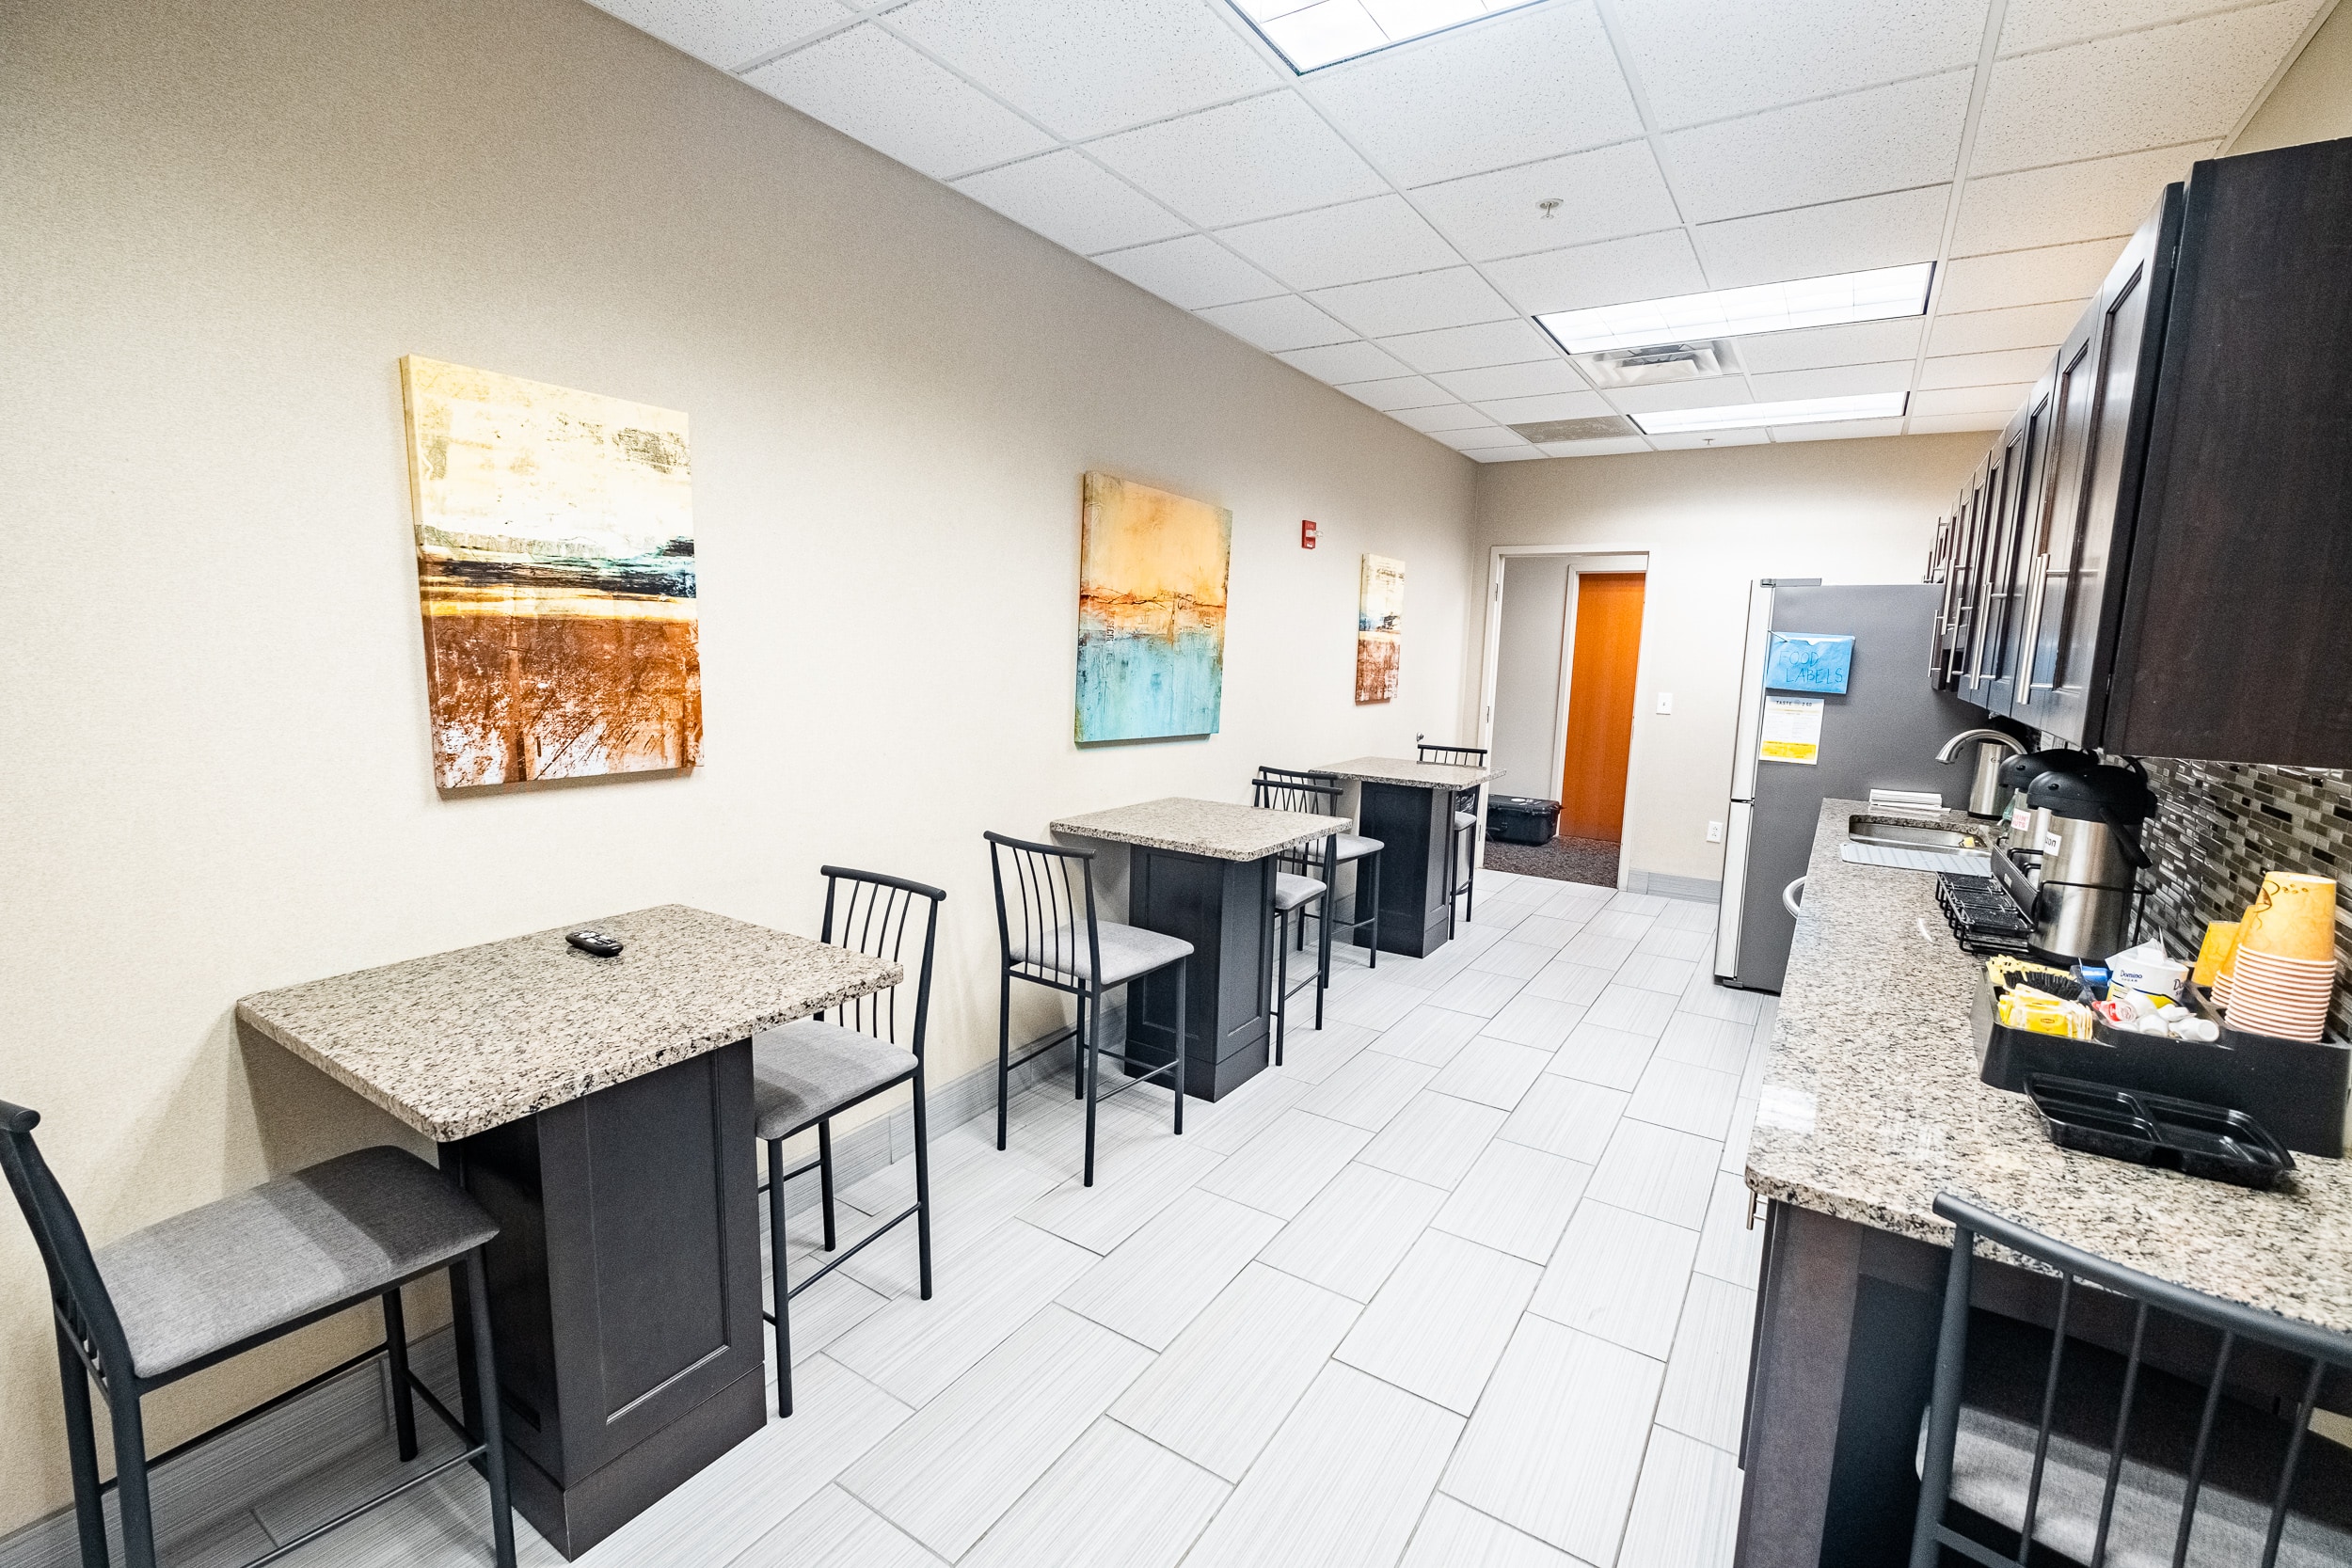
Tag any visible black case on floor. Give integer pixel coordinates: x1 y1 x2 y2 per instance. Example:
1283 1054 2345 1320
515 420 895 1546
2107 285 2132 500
1486 796 1560 846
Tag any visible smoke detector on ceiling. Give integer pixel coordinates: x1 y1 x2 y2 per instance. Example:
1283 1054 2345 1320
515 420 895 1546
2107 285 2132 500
1567 339 1739 388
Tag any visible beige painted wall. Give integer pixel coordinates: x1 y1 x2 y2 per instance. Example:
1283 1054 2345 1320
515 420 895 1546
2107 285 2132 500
1468 436 1988 885
0 0 1478 1530
2232 0 2352 152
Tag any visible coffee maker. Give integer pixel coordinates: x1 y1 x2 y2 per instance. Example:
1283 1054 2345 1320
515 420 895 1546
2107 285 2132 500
1996 748 2097 856
1995 763 2157 963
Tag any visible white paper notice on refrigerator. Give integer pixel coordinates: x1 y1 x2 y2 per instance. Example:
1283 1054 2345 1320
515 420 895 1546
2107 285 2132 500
1759 695 1824 765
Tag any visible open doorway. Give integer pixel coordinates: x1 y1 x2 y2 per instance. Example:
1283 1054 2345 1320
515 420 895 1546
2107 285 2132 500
1478 550 1649 888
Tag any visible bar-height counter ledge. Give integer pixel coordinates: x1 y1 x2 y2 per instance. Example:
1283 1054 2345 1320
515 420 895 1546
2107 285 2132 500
234 903 899 1560
1318 756 1499 958
1050 797 1349 1101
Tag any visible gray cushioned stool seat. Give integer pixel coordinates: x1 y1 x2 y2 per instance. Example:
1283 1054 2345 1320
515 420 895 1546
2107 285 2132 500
1334 833 1382 862
93 1146 497 1381
1016 922 1193 988
1454 811 1477 831
752 1019 918 1141
1275 873 1326 912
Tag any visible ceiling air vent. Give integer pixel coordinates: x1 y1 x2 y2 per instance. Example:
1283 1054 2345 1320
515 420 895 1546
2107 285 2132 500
1567 340 1737 388
1506 415 1641 444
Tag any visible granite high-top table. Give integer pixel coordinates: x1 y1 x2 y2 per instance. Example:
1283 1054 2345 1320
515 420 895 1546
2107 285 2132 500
1317 756 1500 958
1050 797 1349 1100
237 904 898 1560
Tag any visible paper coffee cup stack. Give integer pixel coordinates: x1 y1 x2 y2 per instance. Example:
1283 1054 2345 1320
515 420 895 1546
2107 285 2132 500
2222 873 2338 1042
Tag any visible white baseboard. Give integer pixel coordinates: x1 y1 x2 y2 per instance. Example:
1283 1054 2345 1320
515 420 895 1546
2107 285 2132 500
0 1020 1094 1567
1627 869 1723 904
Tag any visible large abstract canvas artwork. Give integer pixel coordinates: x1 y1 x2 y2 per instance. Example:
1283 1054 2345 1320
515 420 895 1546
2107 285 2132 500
399 356 701 789
1074 472 1230 743
1357 553 1404 703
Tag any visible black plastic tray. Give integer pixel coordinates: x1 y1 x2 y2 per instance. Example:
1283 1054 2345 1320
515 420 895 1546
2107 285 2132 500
2025 1073 2296 1189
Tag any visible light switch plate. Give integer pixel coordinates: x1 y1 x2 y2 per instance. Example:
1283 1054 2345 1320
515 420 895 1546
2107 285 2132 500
1707 820 1724 843
1655 692 1674 715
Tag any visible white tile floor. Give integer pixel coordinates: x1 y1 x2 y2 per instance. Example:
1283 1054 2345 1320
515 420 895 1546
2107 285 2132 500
194 868 1780 1568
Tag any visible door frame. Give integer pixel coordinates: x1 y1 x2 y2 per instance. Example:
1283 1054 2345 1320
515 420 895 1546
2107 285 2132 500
1476 546 1652 889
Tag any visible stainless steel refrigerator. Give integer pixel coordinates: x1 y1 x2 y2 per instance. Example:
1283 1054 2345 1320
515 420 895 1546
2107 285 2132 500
1713 581 1983 992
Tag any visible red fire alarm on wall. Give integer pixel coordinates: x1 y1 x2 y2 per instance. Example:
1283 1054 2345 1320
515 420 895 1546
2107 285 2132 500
1301 520 1318 549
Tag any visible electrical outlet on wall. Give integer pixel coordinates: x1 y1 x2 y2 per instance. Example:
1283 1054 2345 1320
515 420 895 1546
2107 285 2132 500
1655 692 1674 715
1707 820 1724 843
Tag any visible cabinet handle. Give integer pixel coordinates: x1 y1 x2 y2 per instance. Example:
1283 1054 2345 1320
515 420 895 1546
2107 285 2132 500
2020 553 2056 693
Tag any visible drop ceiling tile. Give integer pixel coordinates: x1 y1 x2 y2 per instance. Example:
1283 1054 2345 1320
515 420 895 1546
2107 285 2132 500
1088 92 1389 228
1612 0 1990 131
1911 382 2035 415
1608 380 1756 414
1388 404 1502 436
1277 340 1412 383
1474 391 1630 425
1692 186 1950 290
1936 239 2126 312
1998 0 2312 58
1767 417 1910 442
1309 268 1515 338
953 152 1188 255
1336 374 1454 411
1463 446 1550 462
591 0 850 71
1747 361 1915 399
1432 362 1596 404
1950 145 2211 255
1377 320 1561 375
1302 3 1644 187
1485 230 1708 315
1218 197 1464 292
1909 410 2010 433
887 0 1280 140
1969 3 2318 175
1197 293 1355 351
1429 425 1514 451
1661 71 1972 224
1409 141 1683 264
1926 300 2079 356
1538 436 1653 457
1648 428 1772 449
1919 347 2055 388
1093 235 1284 309
1732 318 1925 373
746 24 1057 180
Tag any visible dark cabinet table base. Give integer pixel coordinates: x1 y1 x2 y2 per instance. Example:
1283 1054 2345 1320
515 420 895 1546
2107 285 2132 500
1123 847 1276 1101
1359 781 1458 958
444 1041 767 1559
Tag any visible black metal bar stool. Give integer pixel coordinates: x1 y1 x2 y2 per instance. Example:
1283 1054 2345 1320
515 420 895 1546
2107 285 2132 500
1251 773 1343 1063
0 1101 516 1568
985 831 1187 1186
752 865 943 1419
1911 1193 2352 1568
1260 766 1381 968
1417 737 1487 927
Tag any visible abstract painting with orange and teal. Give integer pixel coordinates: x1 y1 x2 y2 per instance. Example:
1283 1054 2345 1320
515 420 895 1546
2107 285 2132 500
1074 472 1230 743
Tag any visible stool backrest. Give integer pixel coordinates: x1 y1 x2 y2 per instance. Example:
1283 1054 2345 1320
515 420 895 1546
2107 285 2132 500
1912 1193 2352 1568
1416 740 1487 768
817 866 945 1058
0 1101 135 1394
985 831 1100 991
1252 775 1343 881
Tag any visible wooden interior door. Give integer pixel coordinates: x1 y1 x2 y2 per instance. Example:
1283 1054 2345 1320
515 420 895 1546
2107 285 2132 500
1559 571 1645 841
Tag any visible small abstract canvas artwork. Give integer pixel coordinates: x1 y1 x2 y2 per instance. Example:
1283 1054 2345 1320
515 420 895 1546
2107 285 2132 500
1356 553 1404 703
398 356 701 789
1074 472 1230 743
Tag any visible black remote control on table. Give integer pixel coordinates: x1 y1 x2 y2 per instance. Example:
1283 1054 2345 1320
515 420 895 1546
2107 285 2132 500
565 929 624 958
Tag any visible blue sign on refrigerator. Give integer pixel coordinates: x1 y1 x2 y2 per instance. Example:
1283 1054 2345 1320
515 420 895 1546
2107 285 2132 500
1764 632 1855 694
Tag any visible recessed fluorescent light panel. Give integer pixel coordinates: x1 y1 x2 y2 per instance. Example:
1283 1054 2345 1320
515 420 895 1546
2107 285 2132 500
1228 0 1546 72
1535 263 1934 355
1634 392 1909 436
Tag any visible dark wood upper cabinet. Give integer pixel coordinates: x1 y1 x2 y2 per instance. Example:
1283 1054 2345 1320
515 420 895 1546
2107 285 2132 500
1944 136 2352 767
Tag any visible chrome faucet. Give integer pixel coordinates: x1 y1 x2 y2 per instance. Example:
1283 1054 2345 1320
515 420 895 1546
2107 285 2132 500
1935 728 2027 819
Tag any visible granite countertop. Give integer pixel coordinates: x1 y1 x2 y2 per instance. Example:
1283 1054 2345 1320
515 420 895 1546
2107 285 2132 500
1050 797 1353 862
1318 755 1500 789
237 904 899 1142
1748 799 2352 1334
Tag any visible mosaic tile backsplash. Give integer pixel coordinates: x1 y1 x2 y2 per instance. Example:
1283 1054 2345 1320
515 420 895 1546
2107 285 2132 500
2138 759 2352 1040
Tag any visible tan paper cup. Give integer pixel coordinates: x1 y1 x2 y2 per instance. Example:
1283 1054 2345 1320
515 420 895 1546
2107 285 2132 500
2238 873 2338 963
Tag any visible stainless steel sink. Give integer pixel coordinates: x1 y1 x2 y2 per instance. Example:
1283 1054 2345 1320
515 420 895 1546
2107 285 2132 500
1847 815 1984 851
